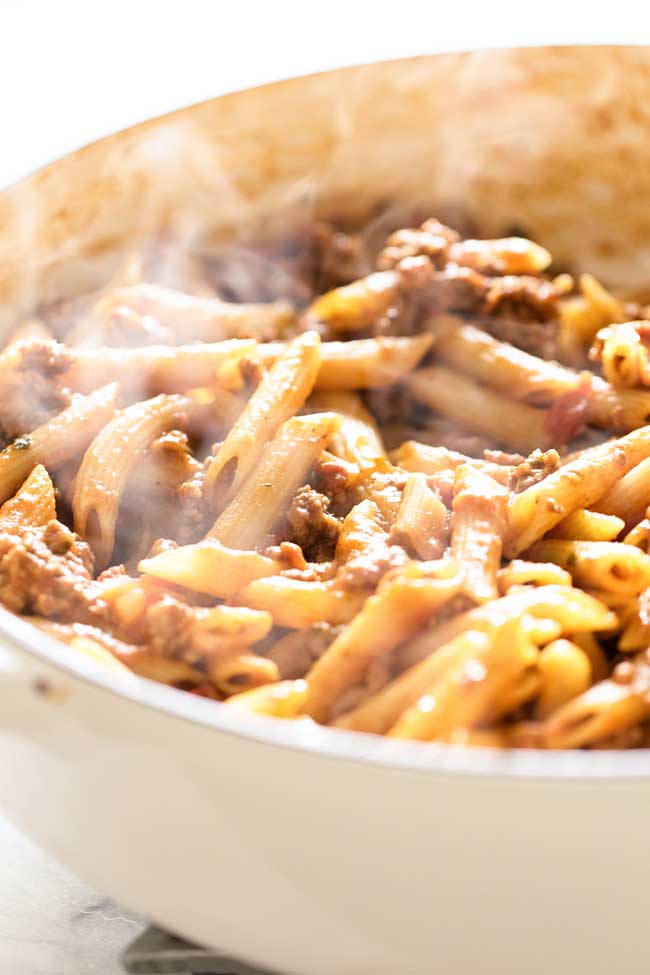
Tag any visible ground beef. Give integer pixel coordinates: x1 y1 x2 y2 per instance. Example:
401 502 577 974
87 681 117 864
0 340 74 437
510 448 561 493
266 623 341 679
377 218 459 271
480 316 562 360
146 595 194 659
285 486 341 561
310 222 372 291
0 520 103 622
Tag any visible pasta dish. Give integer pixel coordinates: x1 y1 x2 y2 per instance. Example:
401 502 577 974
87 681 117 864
4 211 650 750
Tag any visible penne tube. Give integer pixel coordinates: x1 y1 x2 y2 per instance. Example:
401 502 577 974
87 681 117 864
551 508 625 542
209 652 279 696
527 539 650 596
590 321 650 389
533 639 593 719
587 377 650 433
543 675 650 749
506 424 650 556
390 440 513 485
73 394 191 567
225 679 309 718
255 334 433 389
0 383 118 506
497 559 573 592
68 339 257 396
387 618 540 741
335 628 490 735
95 282 296 342
390 472 448 560
593 456 650 531
435 318 580 404
559 273 631 348
430 316 650 434
623 514 650 552
138 539 286 598
408 365 551 454
189 603 274 645
310 391 385 472
304 560 462 723
234 577 365 629
304 270 399 332
205 331 321 508
398 584 617 671
0 464 56 530
451 464 508 603
571 631 610 682
207 412 341 549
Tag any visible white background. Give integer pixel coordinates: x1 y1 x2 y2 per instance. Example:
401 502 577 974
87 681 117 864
1 3 650 972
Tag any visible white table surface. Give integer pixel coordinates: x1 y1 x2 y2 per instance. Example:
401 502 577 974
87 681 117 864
1 3 648 972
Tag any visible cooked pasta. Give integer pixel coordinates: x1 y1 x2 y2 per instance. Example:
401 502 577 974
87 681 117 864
6 211 650 750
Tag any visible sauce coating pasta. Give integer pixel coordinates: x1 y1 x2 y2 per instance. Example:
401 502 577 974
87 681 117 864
5 213 650 749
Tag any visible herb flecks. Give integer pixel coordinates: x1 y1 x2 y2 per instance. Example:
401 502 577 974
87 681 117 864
12 435 32 451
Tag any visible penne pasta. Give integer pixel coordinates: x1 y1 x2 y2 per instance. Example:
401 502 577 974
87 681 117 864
73 394 192 567
543 672 650 749
0 464 56 530
398 584 617 671
551 508 625 542
225 679 309 718
304 270 399 332
533 639 593 719
8 211 650 751
408 365 551 454
390 440 513 486
390 472 448 560
497 559 573 592
506 424 650 556
255 334 433 389
310 391 385 472
234 577 365 629
526 539 650 596
209 652 280 696
138 538 288 598
451 464 508 603
304 560 462 723
0 383 118 506
205 331 321 508
94 282 296 342
387 618 540 741
207 412 341 549
594 455 650 531
591 321 650 389
68 339 257 396
435 318 580 404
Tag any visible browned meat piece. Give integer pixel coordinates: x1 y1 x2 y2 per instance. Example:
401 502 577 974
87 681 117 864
480 316 562 360
285 486 341 561
510 448 561 493
146 595 194 660
483 274 563 322
266 623 341 679
377 218 460 271
0 340 74 437
310 222 372 291
483 449 526 467
0 520 104 622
